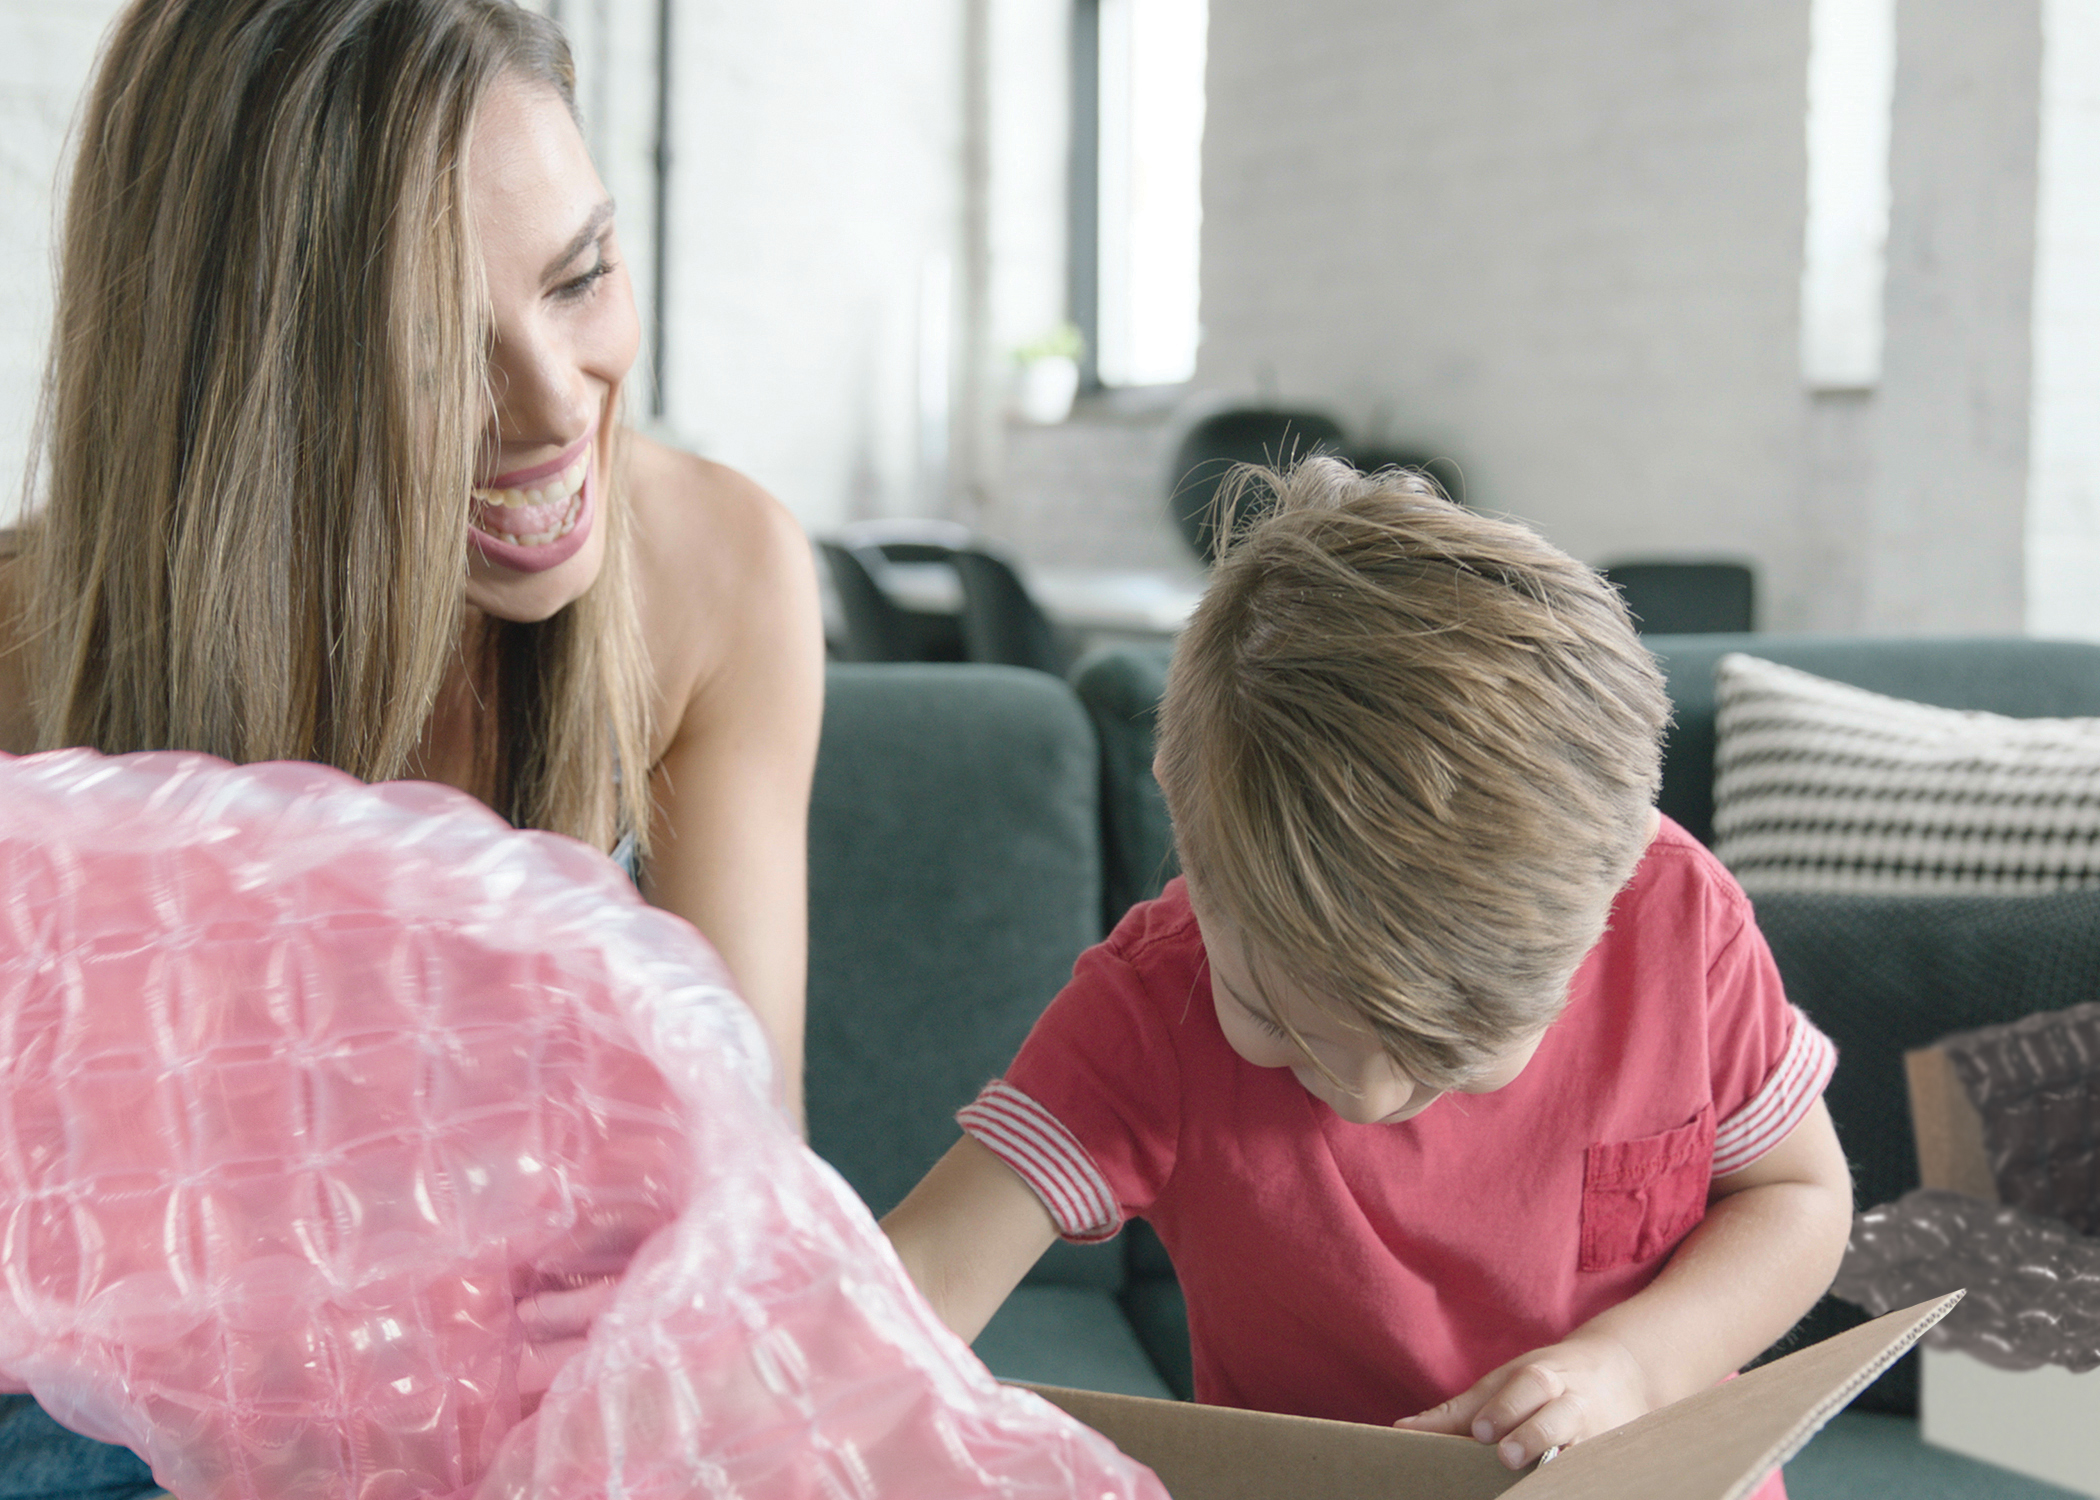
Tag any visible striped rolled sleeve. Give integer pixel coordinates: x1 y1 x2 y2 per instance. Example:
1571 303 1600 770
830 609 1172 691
957 1079 1123 1242
1712 1008 1837 1178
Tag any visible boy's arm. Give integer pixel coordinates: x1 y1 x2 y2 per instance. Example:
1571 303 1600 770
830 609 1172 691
882 1135 1061 1343
1395 1097 1853 1470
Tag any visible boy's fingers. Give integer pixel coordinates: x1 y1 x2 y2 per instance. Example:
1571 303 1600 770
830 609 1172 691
1468 1362 1564 1445
1391 1392 1478 1434
1496 1396 1586 1471
1393 1368 1503 1434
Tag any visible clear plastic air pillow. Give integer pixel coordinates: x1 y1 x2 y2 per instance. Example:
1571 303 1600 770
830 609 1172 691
0 749 1164 1500
1833 1189 2100 1372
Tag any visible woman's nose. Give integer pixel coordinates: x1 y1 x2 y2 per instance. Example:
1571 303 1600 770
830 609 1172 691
489 326 590 444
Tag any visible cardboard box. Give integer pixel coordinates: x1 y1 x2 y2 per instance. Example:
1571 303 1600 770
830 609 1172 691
1906 1040 2100 1496
1903 1045 1997 1205
1025 1294 1959 1500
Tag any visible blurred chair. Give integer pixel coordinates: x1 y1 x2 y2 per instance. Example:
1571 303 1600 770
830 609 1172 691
1345 445 1466 508
821 521 1078 671
1166 407 1346 564
819 519 976 663
835 517 975 562
951 548 1079 676
819 541 927 662
1600 561 1757 636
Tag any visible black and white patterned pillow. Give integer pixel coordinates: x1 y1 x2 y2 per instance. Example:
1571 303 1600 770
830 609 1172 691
1712 653 2100 894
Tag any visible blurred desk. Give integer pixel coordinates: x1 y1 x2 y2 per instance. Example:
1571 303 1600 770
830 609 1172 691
1029 568 1204 641
881 563 1204 647
875 562 963 613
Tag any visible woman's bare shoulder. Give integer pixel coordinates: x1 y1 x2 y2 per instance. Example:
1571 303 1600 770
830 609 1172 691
624 430 804 570
619 429 821 723
0 532 38 753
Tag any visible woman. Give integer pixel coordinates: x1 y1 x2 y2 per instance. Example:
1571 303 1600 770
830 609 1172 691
0 4 820 1490
0 0 823 1125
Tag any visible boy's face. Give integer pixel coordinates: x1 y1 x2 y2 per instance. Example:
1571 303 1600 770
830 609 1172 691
1191 892 1547 1127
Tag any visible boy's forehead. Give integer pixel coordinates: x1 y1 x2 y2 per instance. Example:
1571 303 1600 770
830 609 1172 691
1192 893 1369 1034
1190 873 1569 1057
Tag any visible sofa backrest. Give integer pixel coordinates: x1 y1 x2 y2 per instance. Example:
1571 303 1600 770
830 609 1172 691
1645 632 2100 844
1069 646 1178 929
1071 636 2100 906
805 663 1121 1290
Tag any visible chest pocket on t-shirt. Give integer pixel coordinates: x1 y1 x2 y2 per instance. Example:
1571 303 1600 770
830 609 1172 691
1578 1105 1716 1273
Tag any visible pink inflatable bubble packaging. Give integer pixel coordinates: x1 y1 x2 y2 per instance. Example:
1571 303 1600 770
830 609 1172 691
0 749 1164 1500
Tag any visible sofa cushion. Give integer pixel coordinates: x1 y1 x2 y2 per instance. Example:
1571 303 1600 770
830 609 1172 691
1712 653 2100 894
0 1397 157 1500
1789 1410 2078 1498
973 1286 1178 1400
1646 634 2100 847
806 664 1118 1291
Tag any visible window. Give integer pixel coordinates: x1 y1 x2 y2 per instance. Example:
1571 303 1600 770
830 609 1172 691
1800 0 1896 390
1077 0 1208 388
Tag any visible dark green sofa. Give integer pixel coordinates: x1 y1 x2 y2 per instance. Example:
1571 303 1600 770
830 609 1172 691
807 637 2100 1496
805 664 1189 1400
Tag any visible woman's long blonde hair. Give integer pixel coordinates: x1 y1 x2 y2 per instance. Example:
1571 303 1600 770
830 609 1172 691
25 0 653 852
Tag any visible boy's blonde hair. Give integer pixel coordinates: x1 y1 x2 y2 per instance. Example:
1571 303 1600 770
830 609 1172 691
1155 458 1671 1088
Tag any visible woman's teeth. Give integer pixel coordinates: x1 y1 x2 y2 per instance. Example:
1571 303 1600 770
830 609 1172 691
472 450 589 545
475 451 589 509
491 496 581 546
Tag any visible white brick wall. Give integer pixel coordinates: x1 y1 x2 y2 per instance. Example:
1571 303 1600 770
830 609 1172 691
0 0 126 525
656 2 966 529
2025 0 2100 639
0 0 1072 537
1195 0 2051 634
1860 0 2039 634
7 0 2073 605
654 0 1075 533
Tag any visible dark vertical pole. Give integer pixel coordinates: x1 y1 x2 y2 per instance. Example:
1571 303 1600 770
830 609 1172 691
1070 0 1101 391
650 0 673 419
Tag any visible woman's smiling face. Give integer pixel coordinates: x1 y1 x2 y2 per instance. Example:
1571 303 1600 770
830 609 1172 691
463 73 640 623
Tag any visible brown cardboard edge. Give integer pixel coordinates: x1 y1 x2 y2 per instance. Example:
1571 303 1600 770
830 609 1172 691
1016 1295 1961 1500
1905 1045 1997 1200
1021 1382 1520 1500
1503 1292 1964 1500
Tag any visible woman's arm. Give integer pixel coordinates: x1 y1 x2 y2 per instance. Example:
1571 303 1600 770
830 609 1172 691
625 436 825 1127
1396 1098 1854 1468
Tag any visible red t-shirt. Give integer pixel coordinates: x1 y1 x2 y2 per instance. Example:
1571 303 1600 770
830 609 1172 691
959 816 1835 1426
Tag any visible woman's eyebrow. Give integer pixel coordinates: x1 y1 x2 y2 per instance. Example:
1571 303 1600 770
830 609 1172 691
541 199 616 282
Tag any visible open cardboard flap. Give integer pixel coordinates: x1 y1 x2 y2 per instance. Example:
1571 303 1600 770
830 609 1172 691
1904 1044 1997 1201
1025 1293 1962 1500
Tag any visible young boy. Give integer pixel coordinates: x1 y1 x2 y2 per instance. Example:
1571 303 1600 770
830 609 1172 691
881 460 1852 1489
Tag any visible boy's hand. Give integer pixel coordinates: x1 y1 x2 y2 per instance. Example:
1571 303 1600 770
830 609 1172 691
1397 1100 1854 1473
1392 1332 1650 1470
